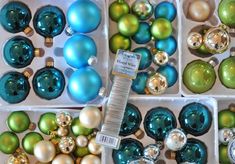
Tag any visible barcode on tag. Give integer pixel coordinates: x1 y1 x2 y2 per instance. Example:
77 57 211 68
96 132 121 149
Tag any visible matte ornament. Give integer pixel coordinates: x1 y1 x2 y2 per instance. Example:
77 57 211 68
218 109 235 129
218 0 235 28
219 128 234 145
52 154 74 164
22 132 43 155
188 0 211 22
131 0 153 20
155 36 177 56
7 111 30 133
133 47 152 70
38 113 58 135
187 32 203 49
131 72 148 94
7 152 29 164
73 147 90 158
165 129 187 151
68 67 102 103
81 154 101 164
179 103 212 136
71 117 93 137
112 138 143 164
109 0 130 22
152 50 169 66
0 131 19 154
219 144 230 164
144 107 177 141
157 64 178 88
109 33 131 53
34 141 56 163
118 14 139 37
151 18 172 40
155 1 177 22
132 22 151 44
146 73 168 95
0 71 30 104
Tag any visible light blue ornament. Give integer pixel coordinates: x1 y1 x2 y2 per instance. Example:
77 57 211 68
64 34 97 69
133 47 152 70
68 67 102 103
132 72 148 94
157 64 178 87
132 22 151 44
67 0 101 33
155 36 177 56
155 1 177 22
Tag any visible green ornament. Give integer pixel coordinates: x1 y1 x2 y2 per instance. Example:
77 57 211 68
218 0 235 28
7 111 30 133
73 147 90 157
218 109 235 129
0 131 19 154
219 144 230 164
151 18 172 40
118 14 139 37
109 33 131 54
197 44 211 55
71 117 93 137
22 132 43 155
38 112 58 135
109 0 130 22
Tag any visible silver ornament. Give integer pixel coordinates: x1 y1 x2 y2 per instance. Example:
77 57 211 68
165 129 187 151
146 73 168 95
56 112 72 127
143 144 160 161
131 0 153 20
76 135 88 147
228 137 235 163
57 127 69 137
153 50 169 66
59 137 75 154
187 32 203 49
219 128 234 145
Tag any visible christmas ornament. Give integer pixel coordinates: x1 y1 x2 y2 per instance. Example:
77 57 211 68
143 144 160 162
133 47 152 70
176 138 207 163
183 59 217 93
7 151 29 164
66 0 101 34
157 64 178 87
38 112 58 135
0 70 31 104
218 109 235 129
57 127 69 137
64 34 97 69
146 73 168 95
197 44 212 55
118 14 139 37
155 36 177 56
165 128 187 151
131 72 148 94
219 128 234 145
131 0 153 20
218 0 235 28
112 138 143 164
152 50 169 66
59 137 75 154
81 154 101 164
109 33 131 53
33 5 65 47
155 1 176 22
88 137 102 155
4 36 42 68
76 135 88 147
219 144 230 163
188 0 211 22
109 0 130 22
151 18 172 40
0 131 19 154
228 138 235 163
187 32 203 49
52 154 74 164
0 1 33 35
7 111 30 133
34 141 56 163
132 22 151 44
73 147 90 158
56 112 72 128
68 67 102 103
22 132 43 155
144 107 177 141
71 117 93 137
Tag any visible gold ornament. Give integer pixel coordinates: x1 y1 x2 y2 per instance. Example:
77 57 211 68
57 127 69 137
7 152 29 164
80 155 101 164
52 154 74 164
188 0 211 22
76 135 88 147
146 73 168 95
152 50 169 66
56 112 72 127
88 138 102 155
187 32 203 49
59 137 76 154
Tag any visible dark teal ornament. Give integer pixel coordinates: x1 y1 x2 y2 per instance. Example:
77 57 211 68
144 107 177 141
133 47 152 70
179 103 212 136
157 64 178 87
120 103 142 136
131 72 148 94
132 22 151 44
176 138 208 164
112 138 143 164
0 71 30 104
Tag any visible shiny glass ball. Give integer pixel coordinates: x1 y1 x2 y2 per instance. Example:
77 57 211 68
33 67 65 100
109 33 131 54
152 50 169 66
118 14 139 37
218 109 235 129
144 107 177 141
7 111 30 133
34 141 56 163
67 0 101 33
71 117 93 137
109 0 130 22
131 0 153 20
56 112 72 127
0 131 19 154
132 22 151 44
59 137 75 154
112 138 143 164
22 132 43 155
179 103 212 136
133 47 152 70
155 1 177 22
68 67 102 103
0 1 31 33
187 32 203 49
143 144 160 161
131 72 148 94
157 64 178 87
0 71 30 104
219 144 230 163
155 36 177 56
38 113 58 135
218 0 235 28
165 128 187 151
219 128 234 145
151 18 172 40
146 73 168 95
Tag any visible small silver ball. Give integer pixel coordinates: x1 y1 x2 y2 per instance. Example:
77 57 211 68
57 127 69 137
219 128 234 145
56 112 72 127
146 73 168 95
59 137 75 154
143 144 160 161
76 135 88 147
153 51 169 66
165 129 187 151
187 32 203 49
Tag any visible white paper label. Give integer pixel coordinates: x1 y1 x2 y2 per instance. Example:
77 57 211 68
96 132 121 149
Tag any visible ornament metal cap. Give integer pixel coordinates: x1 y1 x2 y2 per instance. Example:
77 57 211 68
98 87 106 97
34 48 44 57
46 57 54 67
23 68 33 78
229 104 235 112
28 122 36 131
208 57 219 67
88 56 98 65
165 150 176 159
65 26 75 36
134 129 145 139
45 37 53 47
23 26 34 37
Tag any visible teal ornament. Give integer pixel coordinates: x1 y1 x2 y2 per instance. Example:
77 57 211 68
179 103 212 136
176 138 207 164
132 22 151 44
131 72 148 94
0 1 31 33
157 64 178 87
66 0 101 33
64 34 97 69
112 138 143 164
0 72 30 104
154 1 177 22
68 67 102 103
133 47 152 70
144 107 177 141
120 103 142 136
155 36 177 56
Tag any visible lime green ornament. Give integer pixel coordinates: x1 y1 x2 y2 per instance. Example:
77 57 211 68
22 132 43 155
118 14 139 37
0 131 19 154
218 109 235 129
219 144 230 164
197 44 211 55
73 147 90 157
38 112 58 135
151 18 172 40
109 0 130 22
71 117 93 137
109 33 131 54
218 0 235 28
7 111 30 133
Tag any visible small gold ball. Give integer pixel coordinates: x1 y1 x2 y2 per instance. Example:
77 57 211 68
146 73 168 95
56 112 72 127
153 51 169 66
88 138 102 155
59 137 76 154
7 152 29 164
57 127 69 137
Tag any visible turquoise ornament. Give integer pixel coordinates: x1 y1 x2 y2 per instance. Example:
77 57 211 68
64 34 97 69
67 0 101 33
176 138 207 164
133 47 152 70
132 22 151 44
131 72 148 94
155 36 177 56
0 71 30 104
154 1 177 22
120 103 142 136
157 64 178 87
179 103 212 136
68 67 102 103
144 107 177 141
112 138 143 164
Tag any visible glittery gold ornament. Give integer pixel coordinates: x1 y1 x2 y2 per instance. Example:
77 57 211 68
146 73 168 95
59 137 75 154
152 50 169 66
187 32 203 49
56 112 72 127
7 152 29 164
